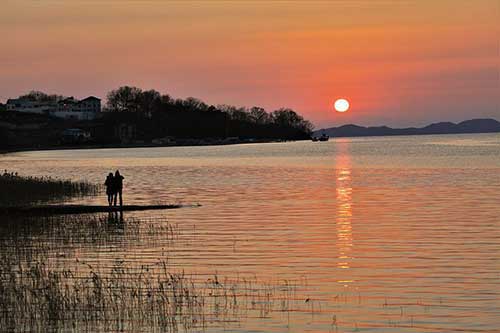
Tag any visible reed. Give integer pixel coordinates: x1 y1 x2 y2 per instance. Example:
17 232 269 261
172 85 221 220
0 256 301 332
0 213 303 332
0 214 173 263
0 171 99 207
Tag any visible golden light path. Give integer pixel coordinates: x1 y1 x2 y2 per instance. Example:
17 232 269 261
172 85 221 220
335 139 354 286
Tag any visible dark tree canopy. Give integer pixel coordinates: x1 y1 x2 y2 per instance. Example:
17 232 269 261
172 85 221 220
105 86 144 112
271 108 314 133
100 86 315 142
19 91 67 103
249 106 270 125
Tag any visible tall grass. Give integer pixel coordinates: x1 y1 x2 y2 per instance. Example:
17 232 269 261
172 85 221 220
0 171 99 206
0 213 302 332
0 258 206 331
0 214 176 263
0 252 299 332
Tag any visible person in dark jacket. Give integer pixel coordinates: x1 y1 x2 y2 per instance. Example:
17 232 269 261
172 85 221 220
113 170 124 207
104 173 114 206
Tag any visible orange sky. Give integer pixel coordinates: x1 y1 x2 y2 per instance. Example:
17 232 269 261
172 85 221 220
1 1 498 128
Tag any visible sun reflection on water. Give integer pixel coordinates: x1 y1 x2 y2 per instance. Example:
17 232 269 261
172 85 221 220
335 140 353 279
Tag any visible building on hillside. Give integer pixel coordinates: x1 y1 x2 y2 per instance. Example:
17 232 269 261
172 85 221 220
54 96 101 120
6 99 53 114
6 96 101 120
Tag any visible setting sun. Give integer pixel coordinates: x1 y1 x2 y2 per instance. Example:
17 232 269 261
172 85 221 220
334 99 350 113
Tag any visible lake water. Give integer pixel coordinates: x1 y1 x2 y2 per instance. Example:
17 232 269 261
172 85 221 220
1 133 499 332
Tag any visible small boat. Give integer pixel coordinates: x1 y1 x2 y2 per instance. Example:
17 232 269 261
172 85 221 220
318 134 329 141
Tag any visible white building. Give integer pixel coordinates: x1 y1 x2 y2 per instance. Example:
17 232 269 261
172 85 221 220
54 96 101 120
6 96 101 120
6 99 52 114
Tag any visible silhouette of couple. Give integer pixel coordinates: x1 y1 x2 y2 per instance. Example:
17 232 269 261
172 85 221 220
104 170 125 207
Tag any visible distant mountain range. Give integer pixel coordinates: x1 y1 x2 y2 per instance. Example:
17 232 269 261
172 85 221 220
313 118 500 138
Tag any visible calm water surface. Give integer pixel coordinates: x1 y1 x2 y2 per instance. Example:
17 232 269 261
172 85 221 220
1 133 499 332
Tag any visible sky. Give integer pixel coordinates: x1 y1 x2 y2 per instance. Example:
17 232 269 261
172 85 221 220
1 0 499 128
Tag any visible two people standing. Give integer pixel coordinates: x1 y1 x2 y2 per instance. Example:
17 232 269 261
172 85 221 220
104 170 125 207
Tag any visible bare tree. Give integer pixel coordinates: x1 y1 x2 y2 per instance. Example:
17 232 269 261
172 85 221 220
249 106 270 124
105 86 143 112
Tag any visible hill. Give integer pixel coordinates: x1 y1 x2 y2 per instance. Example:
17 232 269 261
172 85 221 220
314 119 500 138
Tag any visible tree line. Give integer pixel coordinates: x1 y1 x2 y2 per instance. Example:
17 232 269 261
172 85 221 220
2 87 314 145
103 86 313 140
17 91 68 103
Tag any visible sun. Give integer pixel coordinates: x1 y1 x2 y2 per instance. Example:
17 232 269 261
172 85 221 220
334 99 350 112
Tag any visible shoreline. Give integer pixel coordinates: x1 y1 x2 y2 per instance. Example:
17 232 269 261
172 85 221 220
2 130 499 156
0 138 290 155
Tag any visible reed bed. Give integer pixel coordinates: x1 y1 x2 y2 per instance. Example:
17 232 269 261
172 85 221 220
0 213 304 332
0 256 301 332
0 171 99 207
0 214 178 264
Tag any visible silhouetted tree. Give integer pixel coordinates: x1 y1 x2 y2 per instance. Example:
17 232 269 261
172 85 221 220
102 85 313 141
138 89 162 116
105 86 143 112
271 108 313 134
160 94 173 105
249 106 270 124
19 91 67 102
182 97 209 112
217 105 250 122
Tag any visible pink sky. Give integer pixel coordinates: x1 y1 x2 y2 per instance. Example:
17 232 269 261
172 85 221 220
1 1 498 128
